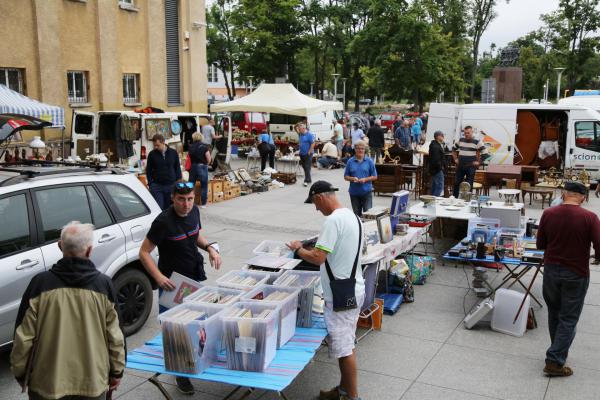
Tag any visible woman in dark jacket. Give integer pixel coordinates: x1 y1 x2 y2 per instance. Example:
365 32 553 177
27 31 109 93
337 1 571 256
188 132 212 208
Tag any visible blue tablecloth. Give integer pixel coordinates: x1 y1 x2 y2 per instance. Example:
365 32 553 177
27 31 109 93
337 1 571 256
126 315 327 392
443 238 544 266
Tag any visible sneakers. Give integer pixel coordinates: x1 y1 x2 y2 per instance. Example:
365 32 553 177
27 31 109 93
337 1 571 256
543 361 573 377
175 377 195 395
303 182 308 187
200 205 207 209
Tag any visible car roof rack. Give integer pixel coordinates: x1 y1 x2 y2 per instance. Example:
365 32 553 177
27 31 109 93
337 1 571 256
0 160 126 187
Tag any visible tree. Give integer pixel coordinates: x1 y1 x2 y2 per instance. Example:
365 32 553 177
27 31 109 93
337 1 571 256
466 0 499 103
207 0 240 100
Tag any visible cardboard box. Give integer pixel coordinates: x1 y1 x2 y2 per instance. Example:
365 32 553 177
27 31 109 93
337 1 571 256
210 180 223 194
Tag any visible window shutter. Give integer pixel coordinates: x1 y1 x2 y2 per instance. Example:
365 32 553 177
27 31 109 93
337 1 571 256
165 0 181 104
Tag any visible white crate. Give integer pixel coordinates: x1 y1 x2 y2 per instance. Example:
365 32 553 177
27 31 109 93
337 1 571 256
216 270 270 291
183 285 243 306
274 270 321 327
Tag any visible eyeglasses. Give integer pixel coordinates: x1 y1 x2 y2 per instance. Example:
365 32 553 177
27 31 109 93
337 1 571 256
175 182 194 189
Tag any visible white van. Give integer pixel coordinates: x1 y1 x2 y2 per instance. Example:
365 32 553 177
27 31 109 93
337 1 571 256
268 110 342 142
426 103 600 176
71 111 210 166
559 95 600 112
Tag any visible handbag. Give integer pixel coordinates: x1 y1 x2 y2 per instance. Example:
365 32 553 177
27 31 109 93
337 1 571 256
324 215 362 312
185 154 191 172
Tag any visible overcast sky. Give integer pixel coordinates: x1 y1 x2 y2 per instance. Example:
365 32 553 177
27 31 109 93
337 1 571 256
479 0 560 52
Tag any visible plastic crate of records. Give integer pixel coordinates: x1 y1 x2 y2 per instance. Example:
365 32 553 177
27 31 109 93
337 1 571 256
241 264 285 284
216 270 270 291
221 301 280 372
273 270 321 327
158 302 225 374
242 284 299 348
183 285 243 307
252 240 294 257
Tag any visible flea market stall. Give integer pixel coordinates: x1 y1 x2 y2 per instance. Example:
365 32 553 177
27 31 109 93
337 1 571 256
0 84 65 160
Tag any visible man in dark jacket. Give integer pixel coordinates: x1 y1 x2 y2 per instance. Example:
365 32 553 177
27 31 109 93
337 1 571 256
366 119 385 163
146 134 182 210
428 131 447 196
11 221 125 400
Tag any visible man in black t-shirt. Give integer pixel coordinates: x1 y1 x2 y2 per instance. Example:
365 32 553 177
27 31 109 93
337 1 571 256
138 181 222 394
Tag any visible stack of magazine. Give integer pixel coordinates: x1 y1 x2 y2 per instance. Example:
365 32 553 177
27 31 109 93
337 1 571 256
161 309 208 374
274 272 320 327
221 274 259 287
222 306 277 372
188 291 237 305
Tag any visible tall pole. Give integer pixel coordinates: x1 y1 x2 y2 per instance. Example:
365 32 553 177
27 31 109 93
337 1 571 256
341 78 347 110
310 82 314 97
554 67 566 102
332 73 340 101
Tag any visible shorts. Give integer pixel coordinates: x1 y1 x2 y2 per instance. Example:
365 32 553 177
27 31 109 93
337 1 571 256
324 293 365 359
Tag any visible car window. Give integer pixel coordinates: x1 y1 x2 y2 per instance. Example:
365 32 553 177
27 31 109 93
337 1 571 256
102 183 149 220
0 194 31 257
86 186 113 228
35 186 93 242
575 121 600 152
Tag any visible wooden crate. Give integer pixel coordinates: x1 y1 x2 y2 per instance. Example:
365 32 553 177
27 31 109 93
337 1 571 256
224 185 242 200
210 180 224 193
271 172 296 184
207 184 213 204
213 192 224 203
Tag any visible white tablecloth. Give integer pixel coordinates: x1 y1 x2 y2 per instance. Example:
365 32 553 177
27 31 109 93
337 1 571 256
408 201 524 221
362 226 427 264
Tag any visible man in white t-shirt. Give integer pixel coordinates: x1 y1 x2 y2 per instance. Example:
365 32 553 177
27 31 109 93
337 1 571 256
287 181 365 400
350 122 366 148
333 119 344 155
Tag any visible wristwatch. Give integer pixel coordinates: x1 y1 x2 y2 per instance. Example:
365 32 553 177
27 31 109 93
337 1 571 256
205 242 220 253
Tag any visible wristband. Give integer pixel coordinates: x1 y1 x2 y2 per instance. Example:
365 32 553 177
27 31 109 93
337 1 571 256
206 242 220 253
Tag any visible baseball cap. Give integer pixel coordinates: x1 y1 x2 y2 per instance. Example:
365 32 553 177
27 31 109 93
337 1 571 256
564 181 587 195
304 180 339 203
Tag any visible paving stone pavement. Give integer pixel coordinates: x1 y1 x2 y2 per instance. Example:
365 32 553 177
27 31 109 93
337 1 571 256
2 160 600 400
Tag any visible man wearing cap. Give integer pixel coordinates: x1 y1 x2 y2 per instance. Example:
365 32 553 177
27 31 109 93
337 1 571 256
139 181 222 394
287 181 365 400
428 131 448 196
536 181 600 377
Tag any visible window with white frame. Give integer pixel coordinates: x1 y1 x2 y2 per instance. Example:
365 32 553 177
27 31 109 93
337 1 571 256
119 0 134 5
0 68 25 94
208 64 218 83
123 73 140 103
67 71 88 103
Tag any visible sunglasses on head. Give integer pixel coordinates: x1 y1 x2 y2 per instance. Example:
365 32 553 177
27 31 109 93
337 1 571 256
175 182 194 189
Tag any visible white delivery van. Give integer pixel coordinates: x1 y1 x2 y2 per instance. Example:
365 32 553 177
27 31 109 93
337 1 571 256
559 95 600 112
426 103 600 176
268 110 343 142
71 111 210 166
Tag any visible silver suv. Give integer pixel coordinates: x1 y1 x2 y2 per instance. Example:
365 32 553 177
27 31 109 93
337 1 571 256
0 165 161 347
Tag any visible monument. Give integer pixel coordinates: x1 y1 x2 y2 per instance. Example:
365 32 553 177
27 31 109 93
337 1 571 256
492 47 523 103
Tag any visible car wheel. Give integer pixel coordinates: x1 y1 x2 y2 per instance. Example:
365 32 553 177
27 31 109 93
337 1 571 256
113 268 153 336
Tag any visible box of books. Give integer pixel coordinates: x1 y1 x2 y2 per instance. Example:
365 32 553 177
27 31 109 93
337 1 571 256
241 264 285 284
216 270 269 291
158 303 225 374
221 302 279 372
252 240 294 257
242 284 300 348
274 270 321 327
183 285 243 307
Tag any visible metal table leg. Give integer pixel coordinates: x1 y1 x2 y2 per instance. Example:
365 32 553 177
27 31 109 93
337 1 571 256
148 373 174 400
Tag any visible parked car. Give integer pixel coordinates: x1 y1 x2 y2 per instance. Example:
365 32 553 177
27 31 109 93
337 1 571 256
223 111 267 134
377 111 399 132
0 155 161 347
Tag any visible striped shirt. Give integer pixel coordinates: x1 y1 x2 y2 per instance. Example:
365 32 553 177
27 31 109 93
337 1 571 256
453 137 486 165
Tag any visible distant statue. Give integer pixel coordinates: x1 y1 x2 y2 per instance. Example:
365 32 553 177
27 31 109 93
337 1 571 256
498 47 520 67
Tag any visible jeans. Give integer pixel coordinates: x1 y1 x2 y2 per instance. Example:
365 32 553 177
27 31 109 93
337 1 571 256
259 146 275 171
149 183 173 210
453 163 476 197
350 193 373 216
189 163 209 206
317 156 337 168
430 170 444 197
300 154 312 183
543 264 589 366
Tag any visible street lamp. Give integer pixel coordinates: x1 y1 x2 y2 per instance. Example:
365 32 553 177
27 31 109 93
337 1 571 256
341 78 347 110
332 73 340 101
554 67 566 102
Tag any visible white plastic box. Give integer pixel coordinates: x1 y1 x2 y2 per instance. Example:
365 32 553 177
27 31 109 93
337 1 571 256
463 298 494 329
273 270 321 327
241 264 285 284
221 301 280 372
242 284 299 348
216 270 270 291
491 288 530 337
183 285 243 306
158 302 225 374
253 240 293 257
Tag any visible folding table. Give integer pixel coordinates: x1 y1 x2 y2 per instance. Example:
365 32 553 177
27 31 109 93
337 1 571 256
126 316 327 400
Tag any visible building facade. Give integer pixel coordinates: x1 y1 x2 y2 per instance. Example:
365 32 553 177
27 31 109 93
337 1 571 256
0 0 208 142
206 63 249 103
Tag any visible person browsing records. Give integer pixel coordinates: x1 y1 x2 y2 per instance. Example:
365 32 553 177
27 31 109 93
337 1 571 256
138 181 222 394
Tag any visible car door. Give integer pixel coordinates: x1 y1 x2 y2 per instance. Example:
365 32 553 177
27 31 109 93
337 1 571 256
71 111 97 160
0 191 45 346
33 184 126 276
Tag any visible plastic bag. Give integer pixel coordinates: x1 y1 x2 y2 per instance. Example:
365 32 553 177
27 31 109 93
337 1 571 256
406 255 434 285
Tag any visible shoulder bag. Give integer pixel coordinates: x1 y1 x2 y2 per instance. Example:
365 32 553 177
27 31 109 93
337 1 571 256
324 214 362 312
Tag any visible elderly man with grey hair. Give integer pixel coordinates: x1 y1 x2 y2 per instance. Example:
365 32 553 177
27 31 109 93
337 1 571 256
11 221 125 400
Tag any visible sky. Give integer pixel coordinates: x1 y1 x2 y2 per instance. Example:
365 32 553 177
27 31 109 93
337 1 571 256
479 0 560 53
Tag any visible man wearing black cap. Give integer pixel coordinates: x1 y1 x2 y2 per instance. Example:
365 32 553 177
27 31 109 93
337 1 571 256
537 181 600 377
287 181 365 400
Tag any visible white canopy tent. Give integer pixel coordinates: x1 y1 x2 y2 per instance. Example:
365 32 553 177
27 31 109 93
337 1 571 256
0 84 64 128
211 83 343 116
